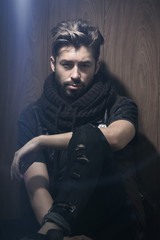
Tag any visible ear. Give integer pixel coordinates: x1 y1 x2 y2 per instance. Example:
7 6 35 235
50 56 55 72
95 60 101 75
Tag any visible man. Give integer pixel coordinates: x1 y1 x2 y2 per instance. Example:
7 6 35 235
11 19 142 240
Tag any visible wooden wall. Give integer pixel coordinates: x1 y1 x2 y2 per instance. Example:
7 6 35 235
0 0 160 224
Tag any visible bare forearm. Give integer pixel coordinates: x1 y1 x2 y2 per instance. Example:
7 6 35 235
99 120 135 151
24 162 62 234
27 188 62 233
38 132 73 150
34 121 135 152
24 163 53 225
27 187 53 225
26 186 62 234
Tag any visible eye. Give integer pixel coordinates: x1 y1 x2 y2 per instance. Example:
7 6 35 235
63 63 71 67
61 62 73 69
79 63 91 69
81 64 89 67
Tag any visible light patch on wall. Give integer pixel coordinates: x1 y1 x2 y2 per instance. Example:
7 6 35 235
14 0 31 32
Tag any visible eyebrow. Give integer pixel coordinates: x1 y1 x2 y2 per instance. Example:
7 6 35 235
79 61 92 65
59 60 92 65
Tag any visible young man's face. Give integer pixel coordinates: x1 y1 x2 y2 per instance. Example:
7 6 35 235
50 45 100 102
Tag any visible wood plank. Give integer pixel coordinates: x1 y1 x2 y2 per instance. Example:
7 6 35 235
0 0 49 219
104 0 160 212
157 0 160 215
104 0 159 148
47 0 105 61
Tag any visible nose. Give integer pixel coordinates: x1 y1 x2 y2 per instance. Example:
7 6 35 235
71 65 80 81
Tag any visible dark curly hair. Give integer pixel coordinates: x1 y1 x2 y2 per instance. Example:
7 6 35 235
51 19 104 62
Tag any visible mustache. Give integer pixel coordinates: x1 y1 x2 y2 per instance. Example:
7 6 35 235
64 80 84 86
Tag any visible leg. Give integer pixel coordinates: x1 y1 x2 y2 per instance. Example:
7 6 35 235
43 124 136 239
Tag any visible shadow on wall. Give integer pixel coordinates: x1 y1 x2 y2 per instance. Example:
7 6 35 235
100 61 128 96
133 133 160 240
101 62 160 239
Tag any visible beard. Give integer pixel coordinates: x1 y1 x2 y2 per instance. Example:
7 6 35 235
62 82 86 99
55 75 87 102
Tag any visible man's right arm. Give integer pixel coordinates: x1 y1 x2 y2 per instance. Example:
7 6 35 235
23 161 92 239
24 162 53 225
24 161 62 234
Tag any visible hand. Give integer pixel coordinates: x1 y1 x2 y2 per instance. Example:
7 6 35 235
11 137 41 180
64 236 92 240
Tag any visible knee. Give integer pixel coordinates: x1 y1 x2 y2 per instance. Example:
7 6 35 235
69 124 112 157
73 124 109 146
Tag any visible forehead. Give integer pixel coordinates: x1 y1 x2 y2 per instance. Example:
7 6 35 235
57 45 95 62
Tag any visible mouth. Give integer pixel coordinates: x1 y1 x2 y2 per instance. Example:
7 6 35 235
67 84 82 90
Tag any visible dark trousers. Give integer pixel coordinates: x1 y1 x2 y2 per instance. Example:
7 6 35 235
50 124 136 239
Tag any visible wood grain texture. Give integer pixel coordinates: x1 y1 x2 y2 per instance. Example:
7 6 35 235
104 0 159 147
104 0 160 210
0 0 20 219
0 0 160 221
47 0 105 61
0 0 49 218
157 0 160 213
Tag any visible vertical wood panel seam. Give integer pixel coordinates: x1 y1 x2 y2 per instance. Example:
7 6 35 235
158 1 160 153
103 0 105 61
47 0 50 75
157 0 160 214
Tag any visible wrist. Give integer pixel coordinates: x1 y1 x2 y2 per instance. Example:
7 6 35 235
38 135 50 149
31 136 43 150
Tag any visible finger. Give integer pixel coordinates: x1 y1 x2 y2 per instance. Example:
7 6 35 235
11 163 23 181
14 166 23 181
11 154 22 180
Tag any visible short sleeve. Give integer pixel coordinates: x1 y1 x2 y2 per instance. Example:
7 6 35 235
18 104 46 174
107 97 138 131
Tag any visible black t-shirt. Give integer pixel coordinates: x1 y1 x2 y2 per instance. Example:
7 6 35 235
18 96 138 174
17 96 146 228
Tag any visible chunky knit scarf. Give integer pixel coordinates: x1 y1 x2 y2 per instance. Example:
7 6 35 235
37 73 116 133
